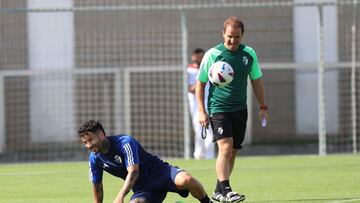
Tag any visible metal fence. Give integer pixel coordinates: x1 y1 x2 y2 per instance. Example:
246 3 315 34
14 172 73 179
0 0 359 162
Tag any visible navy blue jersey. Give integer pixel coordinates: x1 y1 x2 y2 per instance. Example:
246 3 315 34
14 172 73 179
89 135 169 191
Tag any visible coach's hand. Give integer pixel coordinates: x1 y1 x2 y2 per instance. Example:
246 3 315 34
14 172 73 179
259 109 269 126
198 110 209 128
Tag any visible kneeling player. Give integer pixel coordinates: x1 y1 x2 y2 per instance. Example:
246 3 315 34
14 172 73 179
79 120 212 203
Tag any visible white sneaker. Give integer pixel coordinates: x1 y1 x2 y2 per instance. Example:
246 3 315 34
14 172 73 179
223 191 245 203
212 191 245 203
211 191 224 202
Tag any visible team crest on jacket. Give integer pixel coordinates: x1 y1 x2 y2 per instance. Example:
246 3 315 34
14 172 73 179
242 56 248 66
114 155 122 164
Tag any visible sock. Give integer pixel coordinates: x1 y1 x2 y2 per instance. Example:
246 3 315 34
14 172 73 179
214 180 221 193
219 180 232 195
199 194 210 203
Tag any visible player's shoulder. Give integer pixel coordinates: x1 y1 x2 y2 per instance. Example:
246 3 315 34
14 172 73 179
242 44 257 56
202 45 222 62
110 134 138 145
207 43 223 55
203 43 223 55
109 134 130 141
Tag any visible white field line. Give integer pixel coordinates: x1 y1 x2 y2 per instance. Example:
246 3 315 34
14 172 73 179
1 162 355 176
185 162 359 171
327 197 360 203
0 170 78 176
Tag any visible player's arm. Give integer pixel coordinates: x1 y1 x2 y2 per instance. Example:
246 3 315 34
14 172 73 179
92 182 104 203
188 83 196 94
195 80 206 112
195 80 209 127
113 164 139 203
251 78 265 106
248 47 269 122
89 155 104 203
251 77 269 121
196 50 213 127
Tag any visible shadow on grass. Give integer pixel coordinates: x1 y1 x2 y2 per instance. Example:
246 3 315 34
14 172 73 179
247 196 360 203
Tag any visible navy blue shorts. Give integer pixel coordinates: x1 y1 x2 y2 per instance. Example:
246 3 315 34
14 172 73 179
210 109 248 149
130 165 189 203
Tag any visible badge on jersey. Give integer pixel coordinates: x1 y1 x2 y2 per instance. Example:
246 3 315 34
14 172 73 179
242 56 248 66
114 155 122 164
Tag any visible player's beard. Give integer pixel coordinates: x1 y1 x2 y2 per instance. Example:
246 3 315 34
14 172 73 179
100 138 110 153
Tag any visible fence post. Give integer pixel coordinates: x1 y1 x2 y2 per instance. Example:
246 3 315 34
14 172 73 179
181 9 191 159
351 0 358 154
114 70 124 134
318 4 327 156
0 75 5 153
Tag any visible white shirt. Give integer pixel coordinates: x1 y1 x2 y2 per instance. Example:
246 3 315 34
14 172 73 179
187 64 209 113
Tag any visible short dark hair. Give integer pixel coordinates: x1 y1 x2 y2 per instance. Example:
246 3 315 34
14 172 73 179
78 120 105 138
192 48 205 55
223 16 244 35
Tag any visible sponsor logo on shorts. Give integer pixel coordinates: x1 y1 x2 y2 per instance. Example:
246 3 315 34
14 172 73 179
217 127 224 135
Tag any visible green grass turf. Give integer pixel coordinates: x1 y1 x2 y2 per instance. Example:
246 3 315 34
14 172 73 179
0 154 359 203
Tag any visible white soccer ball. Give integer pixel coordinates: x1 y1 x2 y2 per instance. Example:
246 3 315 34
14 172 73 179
208 61 234 87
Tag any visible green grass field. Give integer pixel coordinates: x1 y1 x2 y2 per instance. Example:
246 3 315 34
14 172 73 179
0 154 359 203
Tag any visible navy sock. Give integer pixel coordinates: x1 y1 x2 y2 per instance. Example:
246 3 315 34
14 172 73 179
199 194 210 203
219 180 232 195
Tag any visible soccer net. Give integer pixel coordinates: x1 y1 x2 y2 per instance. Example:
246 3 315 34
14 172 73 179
0 0 359 162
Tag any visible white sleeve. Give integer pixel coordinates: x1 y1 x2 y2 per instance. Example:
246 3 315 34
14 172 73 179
187 68 198 86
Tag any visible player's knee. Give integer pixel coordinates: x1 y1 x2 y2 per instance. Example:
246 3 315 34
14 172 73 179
218 144 233 157
217 139 232 150
177 173 194 186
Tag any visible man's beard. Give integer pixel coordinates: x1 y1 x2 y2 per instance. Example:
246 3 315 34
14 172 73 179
100 138 110 153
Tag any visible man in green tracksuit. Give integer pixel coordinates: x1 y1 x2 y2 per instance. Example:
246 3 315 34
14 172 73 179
196 16 269 203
